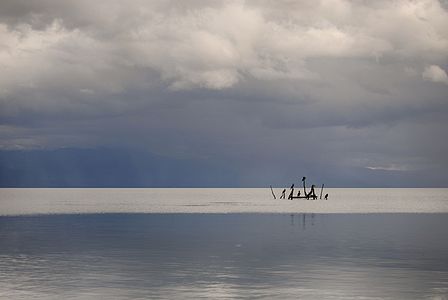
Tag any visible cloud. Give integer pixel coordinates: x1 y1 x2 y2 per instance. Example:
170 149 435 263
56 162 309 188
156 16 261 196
365 165 409 171
0 0 446 126
0 0 448 186
422 65 448 84
0 0 447 95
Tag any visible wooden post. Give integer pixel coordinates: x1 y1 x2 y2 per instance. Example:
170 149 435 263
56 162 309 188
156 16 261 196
270 185 276 199
320 184 324 200
302 177 307 196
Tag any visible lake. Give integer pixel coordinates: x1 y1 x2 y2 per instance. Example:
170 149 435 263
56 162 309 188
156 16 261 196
1 188 448 299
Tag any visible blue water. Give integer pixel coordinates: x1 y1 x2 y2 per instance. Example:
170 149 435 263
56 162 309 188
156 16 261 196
1 213 448 299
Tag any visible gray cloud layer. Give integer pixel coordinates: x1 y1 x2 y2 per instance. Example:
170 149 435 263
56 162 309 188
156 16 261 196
1 0 448 186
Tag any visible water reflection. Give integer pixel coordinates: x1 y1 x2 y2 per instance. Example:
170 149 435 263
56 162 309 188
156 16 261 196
289 213 315 230
1 214 448 299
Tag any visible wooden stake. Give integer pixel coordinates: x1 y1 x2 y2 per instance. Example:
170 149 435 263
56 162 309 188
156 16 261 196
270 185 276 199
320 184 324 199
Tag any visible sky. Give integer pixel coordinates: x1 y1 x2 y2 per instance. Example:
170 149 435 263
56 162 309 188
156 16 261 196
1 0 448 187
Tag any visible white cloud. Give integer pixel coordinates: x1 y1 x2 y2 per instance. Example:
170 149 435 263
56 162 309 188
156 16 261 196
1 0 448 170
422 65 448 84
365 165 409 171
0 0 447 95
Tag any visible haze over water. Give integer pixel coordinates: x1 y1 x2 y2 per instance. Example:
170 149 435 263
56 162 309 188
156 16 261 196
1 188 448 215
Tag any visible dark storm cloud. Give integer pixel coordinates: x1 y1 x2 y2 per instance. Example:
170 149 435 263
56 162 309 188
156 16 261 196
0 0 447 186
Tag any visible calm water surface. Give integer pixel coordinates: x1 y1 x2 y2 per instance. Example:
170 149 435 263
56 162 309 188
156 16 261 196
1 213 448 299
1 188 448 214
